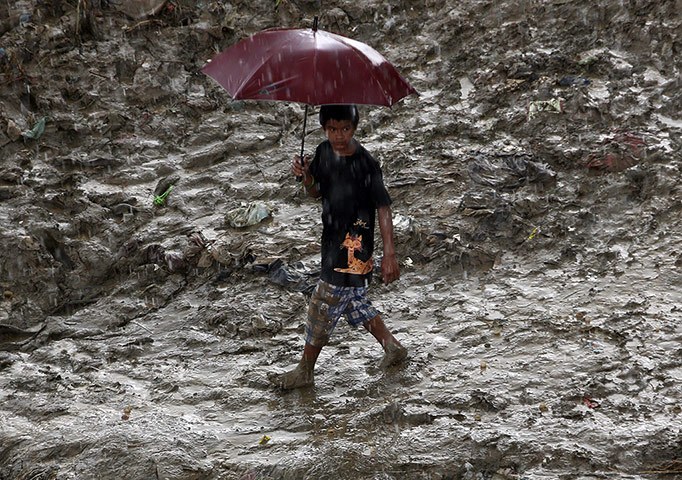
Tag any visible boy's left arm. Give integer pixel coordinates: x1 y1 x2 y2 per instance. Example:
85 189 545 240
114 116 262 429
378 205 400 285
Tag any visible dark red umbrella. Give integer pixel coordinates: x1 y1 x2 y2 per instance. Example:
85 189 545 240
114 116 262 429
201 17 417 167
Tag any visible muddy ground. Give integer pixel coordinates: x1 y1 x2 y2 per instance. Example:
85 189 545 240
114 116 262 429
1 0 682 479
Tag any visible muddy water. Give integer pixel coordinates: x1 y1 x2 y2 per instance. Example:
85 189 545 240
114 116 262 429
1 0 682 479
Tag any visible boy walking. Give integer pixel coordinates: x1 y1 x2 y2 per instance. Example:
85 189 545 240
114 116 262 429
271 105 407 390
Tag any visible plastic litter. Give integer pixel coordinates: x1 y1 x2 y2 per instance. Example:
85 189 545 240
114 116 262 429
585 132 646 172
259 435 270 445
252 258 318 293
23 117 46 140
527 99 563 120
468 153 556 191
557 75 591 87
226 202 272 228
153 185 173 206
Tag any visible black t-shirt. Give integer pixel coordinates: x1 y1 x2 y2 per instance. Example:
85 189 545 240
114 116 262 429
309 140 392 287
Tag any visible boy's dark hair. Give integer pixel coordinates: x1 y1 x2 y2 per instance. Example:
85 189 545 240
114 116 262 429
319 105 359 128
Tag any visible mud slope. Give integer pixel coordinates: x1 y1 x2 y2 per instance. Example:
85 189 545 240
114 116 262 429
1 1 681 479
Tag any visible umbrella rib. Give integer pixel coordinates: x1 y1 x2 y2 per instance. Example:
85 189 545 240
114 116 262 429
232 41 286 100
311 32 318 106
332 36 394 106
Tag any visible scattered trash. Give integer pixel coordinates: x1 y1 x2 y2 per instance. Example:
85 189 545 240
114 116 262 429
153 185 173 206
539 403 549 412
251 258 318 293
6 120 22 142
468 153 557 191
259 435 270 445
495 467 519 479
153 174 179 203
226 202 272 228
18 13 31 26
480 361 487 372
640 459 682 475
527 99 563 120
582 397 599 409
121 406 132 420
557 75 591 87
585 132 646 172
23 117 46 140
527 227 539 240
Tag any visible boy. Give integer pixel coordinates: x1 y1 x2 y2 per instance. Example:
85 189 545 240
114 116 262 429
271 104 407 390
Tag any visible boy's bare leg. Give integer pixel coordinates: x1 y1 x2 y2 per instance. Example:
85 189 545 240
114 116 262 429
363 315 407 368
270 342 322 390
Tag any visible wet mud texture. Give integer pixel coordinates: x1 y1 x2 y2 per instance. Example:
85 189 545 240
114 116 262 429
1 0 682 479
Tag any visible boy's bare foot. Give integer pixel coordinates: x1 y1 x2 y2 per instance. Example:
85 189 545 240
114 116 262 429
268 361 314 390
380 342 408 369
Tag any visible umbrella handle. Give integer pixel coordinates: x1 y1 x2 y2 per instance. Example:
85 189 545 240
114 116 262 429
296 104 309 182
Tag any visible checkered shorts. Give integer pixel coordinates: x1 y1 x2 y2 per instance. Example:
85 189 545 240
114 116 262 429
305 280 379 347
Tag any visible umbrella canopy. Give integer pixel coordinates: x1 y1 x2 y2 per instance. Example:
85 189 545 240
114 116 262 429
201 23 417 107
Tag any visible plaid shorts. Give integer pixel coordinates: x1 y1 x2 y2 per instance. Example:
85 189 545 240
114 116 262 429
305 280 379 347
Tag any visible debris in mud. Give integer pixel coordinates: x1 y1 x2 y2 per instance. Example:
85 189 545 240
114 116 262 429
557 75 591 87
1 1 682 479
153 175 180 205
22 117 45 140
585 132 647 172
527 98 563 120
153 184 173 207
251 258 318 293
226 202 273 228
641 459 682 475
467 153 556 192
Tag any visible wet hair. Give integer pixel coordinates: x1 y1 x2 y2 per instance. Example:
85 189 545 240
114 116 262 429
319 105 359 128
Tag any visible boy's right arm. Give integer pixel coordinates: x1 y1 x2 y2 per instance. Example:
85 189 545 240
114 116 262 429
292 155 320 198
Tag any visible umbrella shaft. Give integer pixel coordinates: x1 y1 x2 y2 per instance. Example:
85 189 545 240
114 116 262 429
297 105 309 181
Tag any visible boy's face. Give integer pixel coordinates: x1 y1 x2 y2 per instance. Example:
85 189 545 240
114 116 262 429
324 119 356 155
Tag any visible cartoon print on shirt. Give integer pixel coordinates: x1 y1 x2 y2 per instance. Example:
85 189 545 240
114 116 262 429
334 233 373 275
